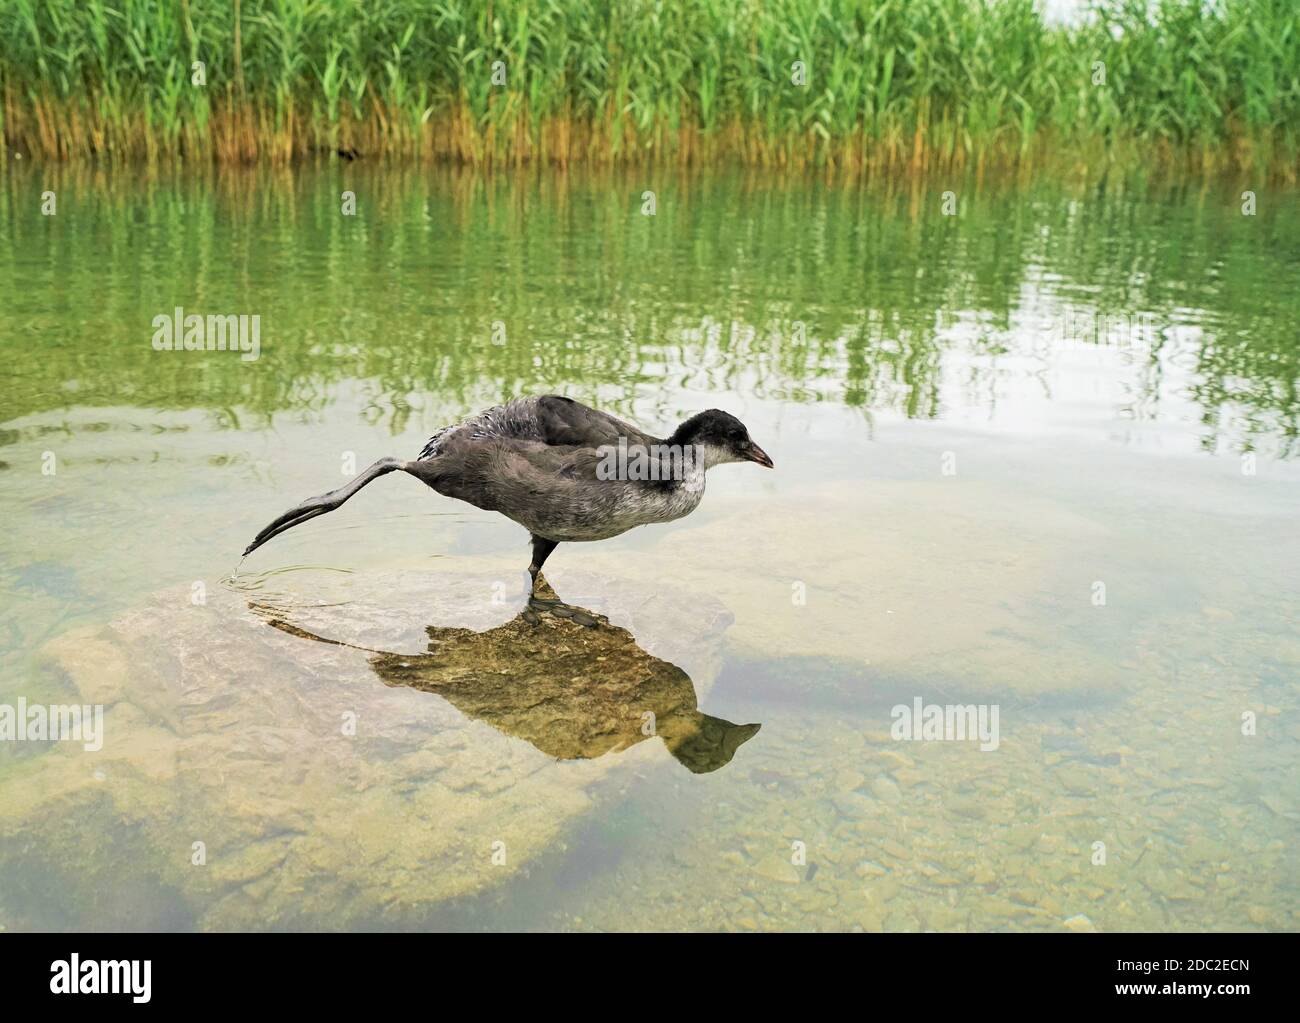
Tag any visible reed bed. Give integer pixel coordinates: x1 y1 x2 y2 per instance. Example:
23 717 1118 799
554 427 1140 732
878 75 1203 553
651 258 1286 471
1 0 1297 176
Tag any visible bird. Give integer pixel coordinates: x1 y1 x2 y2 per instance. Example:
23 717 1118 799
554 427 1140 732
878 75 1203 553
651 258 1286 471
242 395 773 620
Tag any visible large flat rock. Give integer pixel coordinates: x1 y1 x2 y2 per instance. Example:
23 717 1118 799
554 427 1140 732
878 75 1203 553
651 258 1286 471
0 570 748 930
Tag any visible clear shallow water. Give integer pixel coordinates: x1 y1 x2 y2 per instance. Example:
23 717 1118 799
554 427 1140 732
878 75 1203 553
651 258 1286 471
0 165 1296 931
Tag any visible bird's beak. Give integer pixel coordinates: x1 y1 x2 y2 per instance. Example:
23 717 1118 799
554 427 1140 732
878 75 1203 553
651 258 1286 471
744 442 774 468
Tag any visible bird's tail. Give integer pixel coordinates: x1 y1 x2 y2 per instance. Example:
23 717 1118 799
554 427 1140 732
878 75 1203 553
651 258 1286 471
243 457 409 557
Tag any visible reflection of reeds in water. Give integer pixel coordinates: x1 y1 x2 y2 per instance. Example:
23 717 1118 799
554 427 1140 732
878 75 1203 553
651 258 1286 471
2 161 1296 457
2 0 1297 177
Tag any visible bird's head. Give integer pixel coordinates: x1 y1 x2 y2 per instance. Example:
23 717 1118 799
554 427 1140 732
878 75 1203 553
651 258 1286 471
670 409 773 470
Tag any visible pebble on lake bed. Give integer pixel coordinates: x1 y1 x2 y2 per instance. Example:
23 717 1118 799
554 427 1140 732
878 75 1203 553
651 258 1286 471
871 775 903 803
752 852 802 885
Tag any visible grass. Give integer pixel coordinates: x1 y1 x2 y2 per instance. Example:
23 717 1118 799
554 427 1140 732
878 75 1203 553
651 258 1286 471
0 0 1297 177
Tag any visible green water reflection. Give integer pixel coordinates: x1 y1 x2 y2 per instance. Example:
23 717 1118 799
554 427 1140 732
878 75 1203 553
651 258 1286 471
2 166 1297 456
0 165 1296 932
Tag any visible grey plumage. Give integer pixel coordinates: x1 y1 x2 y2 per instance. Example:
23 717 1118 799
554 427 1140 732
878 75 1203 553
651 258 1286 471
243 395 772 607
408 395 696 542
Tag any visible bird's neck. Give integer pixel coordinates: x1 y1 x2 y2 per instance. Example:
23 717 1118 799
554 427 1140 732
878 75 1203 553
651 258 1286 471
666 424 732 471
649 442 707 491
664 436 734 471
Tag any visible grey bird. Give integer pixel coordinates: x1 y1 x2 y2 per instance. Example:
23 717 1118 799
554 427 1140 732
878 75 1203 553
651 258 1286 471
243 395 773 620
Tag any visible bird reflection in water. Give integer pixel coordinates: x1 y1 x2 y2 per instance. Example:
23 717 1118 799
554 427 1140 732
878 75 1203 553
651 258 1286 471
255 577 760 774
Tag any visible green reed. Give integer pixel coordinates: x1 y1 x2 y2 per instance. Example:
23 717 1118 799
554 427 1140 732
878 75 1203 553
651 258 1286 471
1 0 1297 175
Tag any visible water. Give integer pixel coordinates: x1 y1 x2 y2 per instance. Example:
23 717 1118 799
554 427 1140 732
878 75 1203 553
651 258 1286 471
0 165 1296 931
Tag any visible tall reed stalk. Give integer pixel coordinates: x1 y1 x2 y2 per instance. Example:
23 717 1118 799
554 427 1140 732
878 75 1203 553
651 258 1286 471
1 0 1296 177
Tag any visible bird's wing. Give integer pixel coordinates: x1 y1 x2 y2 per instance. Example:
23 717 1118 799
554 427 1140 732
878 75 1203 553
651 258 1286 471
418 429 609 515
529 395 659 449
417 395 655 462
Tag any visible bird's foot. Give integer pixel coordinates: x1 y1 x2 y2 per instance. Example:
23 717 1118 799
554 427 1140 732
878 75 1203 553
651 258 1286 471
523 595 605 629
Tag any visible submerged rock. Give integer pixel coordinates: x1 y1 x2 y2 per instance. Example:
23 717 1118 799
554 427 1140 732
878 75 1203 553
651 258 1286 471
871 775 903 804
752 852 802 885
0 570 753 930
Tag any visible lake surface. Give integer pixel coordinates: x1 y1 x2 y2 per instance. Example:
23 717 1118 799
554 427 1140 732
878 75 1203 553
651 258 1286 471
0 164 1296 931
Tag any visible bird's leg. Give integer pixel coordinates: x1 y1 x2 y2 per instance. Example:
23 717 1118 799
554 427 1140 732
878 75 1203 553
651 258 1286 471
527 535 558 598
522 536 602 628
